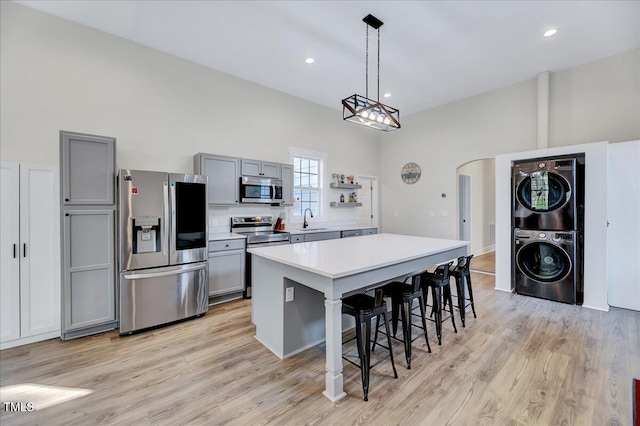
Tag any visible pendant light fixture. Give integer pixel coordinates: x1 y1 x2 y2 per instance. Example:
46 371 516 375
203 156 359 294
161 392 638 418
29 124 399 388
342 14 400 131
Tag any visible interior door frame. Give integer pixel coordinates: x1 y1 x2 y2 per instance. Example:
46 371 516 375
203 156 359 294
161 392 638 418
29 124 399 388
356 174 379 228
458 174 471 241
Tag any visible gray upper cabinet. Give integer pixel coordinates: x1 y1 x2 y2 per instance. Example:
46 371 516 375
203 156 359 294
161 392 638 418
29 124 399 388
241 159 281 179
60 131 115 205
195 153 240 205
281 164 294 206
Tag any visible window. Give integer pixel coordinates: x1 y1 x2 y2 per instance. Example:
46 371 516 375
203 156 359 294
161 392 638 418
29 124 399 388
293 155 321 217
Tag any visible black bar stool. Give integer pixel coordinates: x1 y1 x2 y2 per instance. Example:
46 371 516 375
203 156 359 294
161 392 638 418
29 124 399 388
372 272 431 369
445 255 476 327
421 261 456 345
342 288 398 401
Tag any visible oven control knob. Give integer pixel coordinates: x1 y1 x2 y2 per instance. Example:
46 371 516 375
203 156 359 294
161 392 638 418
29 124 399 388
538 162 546 169
539 232 546 239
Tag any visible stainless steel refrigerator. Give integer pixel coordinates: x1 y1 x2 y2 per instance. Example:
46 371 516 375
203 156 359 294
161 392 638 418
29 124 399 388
118 169 208 334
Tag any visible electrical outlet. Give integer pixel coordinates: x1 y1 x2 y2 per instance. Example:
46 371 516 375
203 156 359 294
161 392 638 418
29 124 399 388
441 210 448 217
429 211 434 217
285 287 294 302
212 219 218 226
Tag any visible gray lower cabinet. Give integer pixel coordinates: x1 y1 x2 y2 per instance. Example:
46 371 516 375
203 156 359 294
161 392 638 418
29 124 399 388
62 209 117 336
195 153 240 205
290 228 378 243
305 231 342 242
208 239 245 303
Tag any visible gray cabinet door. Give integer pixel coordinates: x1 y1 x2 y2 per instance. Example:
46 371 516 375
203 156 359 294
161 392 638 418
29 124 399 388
60 131 115 205
240 159 262 177
208 249 245 297
304 231 342 242
241 159 281 179
362 228 378 235
260 161 281 179
281 164 294 206
62 209 116 332
195 154 240 205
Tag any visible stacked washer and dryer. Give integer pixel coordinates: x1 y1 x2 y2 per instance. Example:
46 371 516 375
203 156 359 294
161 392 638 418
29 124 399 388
512 156 584 304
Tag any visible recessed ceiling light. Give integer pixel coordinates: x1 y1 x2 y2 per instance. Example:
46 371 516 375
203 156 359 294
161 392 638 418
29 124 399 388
305 58 315 64
383 93 391 98
543 28 558 37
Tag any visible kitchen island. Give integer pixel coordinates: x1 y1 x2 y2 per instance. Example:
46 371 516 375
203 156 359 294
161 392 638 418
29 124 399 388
248 233 469 402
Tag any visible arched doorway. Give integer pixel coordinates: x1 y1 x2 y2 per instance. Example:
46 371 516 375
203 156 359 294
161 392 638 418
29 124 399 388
456 158 496 261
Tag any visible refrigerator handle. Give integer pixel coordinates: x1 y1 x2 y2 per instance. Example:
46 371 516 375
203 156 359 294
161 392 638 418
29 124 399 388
123 263 206 280
163 181 170 256
169 181 177 259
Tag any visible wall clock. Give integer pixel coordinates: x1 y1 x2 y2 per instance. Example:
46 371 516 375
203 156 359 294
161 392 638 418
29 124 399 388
401 162 421 184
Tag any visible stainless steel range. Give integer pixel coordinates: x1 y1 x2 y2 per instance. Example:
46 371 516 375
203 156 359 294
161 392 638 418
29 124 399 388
231 216 290 298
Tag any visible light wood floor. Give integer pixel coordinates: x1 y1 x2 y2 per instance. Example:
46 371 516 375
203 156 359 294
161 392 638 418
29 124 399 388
471 251 495 274
1 273 638 425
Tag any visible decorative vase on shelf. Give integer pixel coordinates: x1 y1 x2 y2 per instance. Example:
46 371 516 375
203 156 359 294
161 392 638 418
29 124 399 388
340 194 345 203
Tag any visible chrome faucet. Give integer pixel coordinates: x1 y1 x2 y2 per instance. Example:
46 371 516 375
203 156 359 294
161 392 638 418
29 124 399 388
303 208 314 229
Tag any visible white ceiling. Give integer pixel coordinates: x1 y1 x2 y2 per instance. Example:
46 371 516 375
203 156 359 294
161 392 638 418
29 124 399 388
15 1 640 117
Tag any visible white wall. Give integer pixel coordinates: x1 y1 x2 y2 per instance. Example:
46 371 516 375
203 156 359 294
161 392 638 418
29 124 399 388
457 159 496 255
0 1 378 227
377 48 639 239
495 142 609 311
378 78 537 238
549 49 640 147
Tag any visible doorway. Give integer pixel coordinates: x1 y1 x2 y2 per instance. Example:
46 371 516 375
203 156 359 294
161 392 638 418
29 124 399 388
456 159 496 257
357 175 379 227
459 174 471 241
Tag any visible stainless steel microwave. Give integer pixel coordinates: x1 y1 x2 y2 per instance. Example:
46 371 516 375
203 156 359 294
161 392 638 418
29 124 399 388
240 176 283 204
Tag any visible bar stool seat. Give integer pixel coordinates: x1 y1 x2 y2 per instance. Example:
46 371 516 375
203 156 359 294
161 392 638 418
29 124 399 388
445 255 476 327
421 261 457 345
342 288 398 401
372 272 431 369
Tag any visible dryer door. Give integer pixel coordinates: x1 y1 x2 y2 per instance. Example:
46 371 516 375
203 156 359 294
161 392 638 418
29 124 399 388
516 241 572 283
515 172 571 212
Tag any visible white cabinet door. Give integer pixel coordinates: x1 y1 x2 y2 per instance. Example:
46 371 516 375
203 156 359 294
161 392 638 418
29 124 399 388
19 164 60 337
0 162 20 343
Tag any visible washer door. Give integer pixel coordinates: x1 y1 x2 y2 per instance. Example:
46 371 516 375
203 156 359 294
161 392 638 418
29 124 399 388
516 241 572 283
516 172 571 212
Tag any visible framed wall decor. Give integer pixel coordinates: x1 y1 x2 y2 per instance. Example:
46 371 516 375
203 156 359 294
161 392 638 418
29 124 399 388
401 162 421 184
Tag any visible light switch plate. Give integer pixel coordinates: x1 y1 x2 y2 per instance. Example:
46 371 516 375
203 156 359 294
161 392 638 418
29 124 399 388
285 287 294 302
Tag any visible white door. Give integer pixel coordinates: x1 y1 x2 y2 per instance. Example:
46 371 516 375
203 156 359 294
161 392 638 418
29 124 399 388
20 164 61 337
357 176 379 227
459 174 471 241
0 162 21 343
607 141 640 311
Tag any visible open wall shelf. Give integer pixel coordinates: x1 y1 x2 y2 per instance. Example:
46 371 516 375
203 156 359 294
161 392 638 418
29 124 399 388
330 182 362 189
330 202 362 208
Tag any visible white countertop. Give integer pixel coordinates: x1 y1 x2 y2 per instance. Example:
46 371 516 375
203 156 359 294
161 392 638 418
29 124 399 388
208 232 247 242
248 233 469 279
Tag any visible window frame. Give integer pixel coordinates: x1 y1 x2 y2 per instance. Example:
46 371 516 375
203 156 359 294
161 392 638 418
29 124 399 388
288 147 327 222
